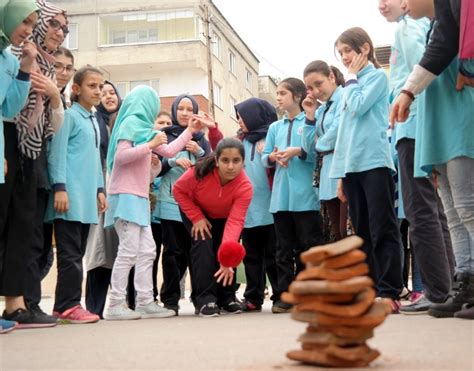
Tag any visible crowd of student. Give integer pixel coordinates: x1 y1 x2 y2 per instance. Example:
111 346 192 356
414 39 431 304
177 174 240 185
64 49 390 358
0 0 473 334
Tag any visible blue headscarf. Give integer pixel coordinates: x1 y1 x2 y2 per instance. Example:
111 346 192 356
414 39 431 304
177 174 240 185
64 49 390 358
106 85 160 173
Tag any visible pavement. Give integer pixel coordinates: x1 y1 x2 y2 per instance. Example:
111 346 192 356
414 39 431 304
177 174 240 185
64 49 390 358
1 292 473 371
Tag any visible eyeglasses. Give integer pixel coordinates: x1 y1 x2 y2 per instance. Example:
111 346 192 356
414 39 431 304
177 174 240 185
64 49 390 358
49 19 69 35
54 62 75 73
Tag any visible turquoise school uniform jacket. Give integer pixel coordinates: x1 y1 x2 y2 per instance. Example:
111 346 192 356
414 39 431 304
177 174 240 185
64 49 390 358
262 112 319 213
0 50 31 183
390 17 431 145
415 56 474 176
242 138 273 228
302 86 343 201
45 102 104 224
330 63 395 179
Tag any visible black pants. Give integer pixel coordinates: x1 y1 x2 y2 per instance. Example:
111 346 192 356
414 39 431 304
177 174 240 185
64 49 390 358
343 167 403 299
0 122 36 297
54 220 90 313
85 266 111 318
399 219 411 289
324 198 348 241
181 212 237 310
127 222 163 308
160 219 190 307
24 188 53 307
397 138 456 302
273 210 324 298
241 224 279 305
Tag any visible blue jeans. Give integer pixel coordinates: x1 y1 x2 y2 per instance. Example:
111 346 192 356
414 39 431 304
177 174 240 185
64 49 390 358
436 156 474 274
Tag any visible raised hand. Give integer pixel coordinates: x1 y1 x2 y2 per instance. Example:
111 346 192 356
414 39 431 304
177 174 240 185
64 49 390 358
175 158 193 170
148 131 168 149
302 93 318 121
30 71 60 98
20 40 38 73
348 53 368 75
185 140 202 155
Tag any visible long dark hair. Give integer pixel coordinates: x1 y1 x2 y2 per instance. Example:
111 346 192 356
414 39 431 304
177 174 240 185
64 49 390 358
194 138 245 180
303 60 345 87
279 77 307 111
70 65 103 103
53 46 74 64
335 27 381 68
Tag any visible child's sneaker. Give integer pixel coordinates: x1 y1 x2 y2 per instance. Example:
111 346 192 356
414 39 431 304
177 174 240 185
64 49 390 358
135 302 175 319
104 302 141 321
220 300 242 314
0 319 18 334
54 305 100 324
197 303 220 317
375 297 401 314
271 300 293 313
240 299 262 312
400 295 431 315
3 308 57 329
409 291 424 303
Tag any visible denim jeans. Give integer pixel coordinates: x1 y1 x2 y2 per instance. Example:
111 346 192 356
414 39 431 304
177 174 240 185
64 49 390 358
436 156 474 274
398 138 455 302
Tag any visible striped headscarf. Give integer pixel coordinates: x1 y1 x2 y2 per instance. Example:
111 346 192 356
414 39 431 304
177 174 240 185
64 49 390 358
11 0 67 159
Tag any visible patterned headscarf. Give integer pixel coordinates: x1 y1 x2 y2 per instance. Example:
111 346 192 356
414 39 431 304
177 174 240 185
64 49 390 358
11 0 67 159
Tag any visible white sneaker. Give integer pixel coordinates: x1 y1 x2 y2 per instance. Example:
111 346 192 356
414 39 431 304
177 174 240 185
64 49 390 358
104 302 141 321
135 302 175 319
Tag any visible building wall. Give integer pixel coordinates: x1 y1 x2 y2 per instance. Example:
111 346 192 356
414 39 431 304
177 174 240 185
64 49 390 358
51 0 260 137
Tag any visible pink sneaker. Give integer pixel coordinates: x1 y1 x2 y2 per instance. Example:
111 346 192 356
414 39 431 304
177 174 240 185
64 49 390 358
409 291 423 303
54 305 100 324
390 299 401 314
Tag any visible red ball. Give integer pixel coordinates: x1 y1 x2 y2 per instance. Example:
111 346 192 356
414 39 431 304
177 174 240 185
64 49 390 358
217 241 246 268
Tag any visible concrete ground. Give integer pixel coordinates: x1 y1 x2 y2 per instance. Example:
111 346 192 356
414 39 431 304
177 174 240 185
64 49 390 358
1 293 473 371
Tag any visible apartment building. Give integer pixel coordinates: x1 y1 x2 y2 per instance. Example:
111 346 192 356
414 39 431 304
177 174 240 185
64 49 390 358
50 0 261 136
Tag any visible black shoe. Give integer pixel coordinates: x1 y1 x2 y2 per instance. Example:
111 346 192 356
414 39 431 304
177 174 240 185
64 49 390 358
271 300 292 313
2 308 57 329
198 303 220 317
163 304 179 316
429 273 474 318
240 299 262 312
220 301 242 314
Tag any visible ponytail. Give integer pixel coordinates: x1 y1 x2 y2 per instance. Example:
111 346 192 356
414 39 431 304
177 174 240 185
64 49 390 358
279 77 307 111
304 60 346 87
335 27 382 69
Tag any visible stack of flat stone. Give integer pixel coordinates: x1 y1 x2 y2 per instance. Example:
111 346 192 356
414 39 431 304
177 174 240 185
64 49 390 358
285 236 391 368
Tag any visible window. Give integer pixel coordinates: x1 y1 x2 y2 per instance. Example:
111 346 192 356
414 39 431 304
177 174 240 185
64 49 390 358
115 82 127 97
151 80 160 95
246 69 252 90
229 51 236 75
100 10 197 46
130 80 149 91
230 96 237 119
122 80 160 96
127 30 139 43
112 30 126 44
149 29 158 42
63 23 78 50
211 32 221 59
213 82 222 109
